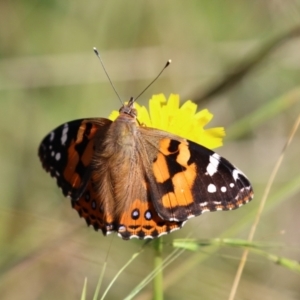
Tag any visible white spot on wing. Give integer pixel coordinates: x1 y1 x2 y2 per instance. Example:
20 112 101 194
206 153 220 176
221 186 227 193
233 169 239 181
127 234 138 239
55 152 61 161
145 211 152 220
212 201 221 205
187 214 195 219
230 183 234 188
132 210 139 218
169 227 180 233
207 183 217 193
144 235 154 239
61 123 69 145
232 168 247 182
49 131 55 141
118 225 126 232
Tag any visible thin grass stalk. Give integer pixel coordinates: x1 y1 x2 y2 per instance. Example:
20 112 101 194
228 114 300 300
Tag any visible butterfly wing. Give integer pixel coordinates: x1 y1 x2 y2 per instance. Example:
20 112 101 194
67 157 184 239
38 118 112 200
39 114 253 240
71 175 113 235
117 198 184 240
74 178 184 239
140 128 254 222
39 116 183 239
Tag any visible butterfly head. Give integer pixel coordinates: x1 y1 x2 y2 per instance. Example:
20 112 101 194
119 97 137 118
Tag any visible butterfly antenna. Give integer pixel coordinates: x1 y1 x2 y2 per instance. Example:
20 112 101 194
134 59 171 102
93 47 123 105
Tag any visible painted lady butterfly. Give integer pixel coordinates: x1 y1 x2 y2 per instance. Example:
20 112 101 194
39 98 253 240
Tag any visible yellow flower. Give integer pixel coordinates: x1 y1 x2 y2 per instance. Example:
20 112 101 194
109 93 225 149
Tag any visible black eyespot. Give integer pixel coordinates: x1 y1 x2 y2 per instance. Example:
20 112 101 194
131 209 140 220
144 210 152 220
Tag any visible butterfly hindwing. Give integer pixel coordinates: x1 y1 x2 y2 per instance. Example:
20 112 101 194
38 118 112 199
72 176 110 235
117 198 184 240
72 166 183 240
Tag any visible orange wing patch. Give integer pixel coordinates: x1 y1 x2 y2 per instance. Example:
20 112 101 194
63 139 95 183
153 152 170 183
151 138 198 220
63 141 81 188
161 162 196 209
63 125 97 189
118 199 183 239
73 189 183 239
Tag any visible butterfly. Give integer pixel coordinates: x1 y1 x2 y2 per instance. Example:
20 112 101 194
38 97 253 240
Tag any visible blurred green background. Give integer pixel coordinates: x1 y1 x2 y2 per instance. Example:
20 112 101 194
1 1 300 299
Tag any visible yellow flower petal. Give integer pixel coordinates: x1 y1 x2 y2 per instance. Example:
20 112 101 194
108 110 119 121
108 94 225 150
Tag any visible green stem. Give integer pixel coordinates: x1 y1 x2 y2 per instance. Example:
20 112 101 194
153 238 164 300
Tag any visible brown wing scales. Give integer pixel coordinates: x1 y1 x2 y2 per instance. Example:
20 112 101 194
72 178 115 235
72 178 183 239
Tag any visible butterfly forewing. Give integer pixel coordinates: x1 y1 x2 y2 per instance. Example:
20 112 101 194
140 132 253 222
38 118 112 199
189 141 253 210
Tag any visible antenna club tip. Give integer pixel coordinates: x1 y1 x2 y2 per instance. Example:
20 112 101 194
93 47 99 55
165 59 172 67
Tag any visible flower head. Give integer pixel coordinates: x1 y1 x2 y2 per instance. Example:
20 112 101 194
109 93 225 149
